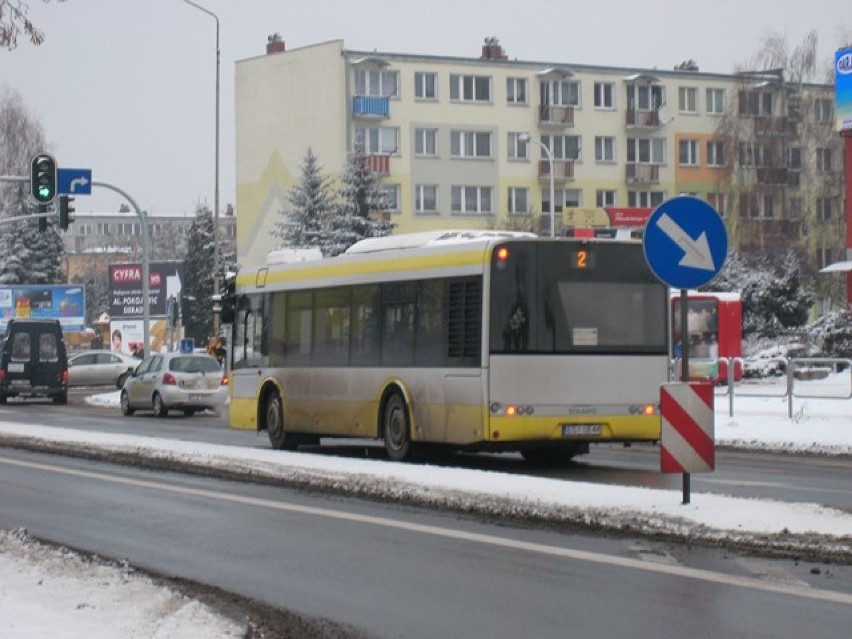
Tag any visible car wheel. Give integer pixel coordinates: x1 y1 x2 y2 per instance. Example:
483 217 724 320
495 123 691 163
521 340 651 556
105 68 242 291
183 409 196 417
120 391 134 416
383 392 412 462
0 394 6 405
116 372 128 389
53 392 67 405
152 392 168 418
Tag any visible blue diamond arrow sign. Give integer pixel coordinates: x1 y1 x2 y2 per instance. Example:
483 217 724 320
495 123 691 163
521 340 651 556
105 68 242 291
643 196 728 289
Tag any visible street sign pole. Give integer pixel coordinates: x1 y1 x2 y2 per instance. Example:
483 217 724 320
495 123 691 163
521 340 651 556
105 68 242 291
644 196 728 505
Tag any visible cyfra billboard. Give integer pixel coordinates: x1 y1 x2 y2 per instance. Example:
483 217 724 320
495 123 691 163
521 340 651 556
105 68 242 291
108 261 184 319
0 285 86 332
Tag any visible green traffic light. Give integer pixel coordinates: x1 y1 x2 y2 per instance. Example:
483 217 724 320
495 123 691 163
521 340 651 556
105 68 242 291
37 185 53 200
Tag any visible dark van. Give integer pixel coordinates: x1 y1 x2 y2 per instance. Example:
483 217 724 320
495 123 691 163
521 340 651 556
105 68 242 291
0 319 69 404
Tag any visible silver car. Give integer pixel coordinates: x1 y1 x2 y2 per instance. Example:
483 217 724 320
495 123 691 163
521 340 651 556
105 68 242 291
68 350 141 388
120 352 227 417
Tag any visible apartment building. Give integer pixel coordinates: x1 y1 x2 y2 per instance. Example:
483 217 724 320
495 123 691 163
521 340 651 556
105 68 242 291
62 207 237 262
235 37 844 293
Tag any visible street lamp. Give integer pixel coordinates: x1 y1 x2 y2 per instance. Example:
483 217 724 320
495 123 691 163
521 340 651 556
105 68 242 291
519 133 555 238
181 0 221 333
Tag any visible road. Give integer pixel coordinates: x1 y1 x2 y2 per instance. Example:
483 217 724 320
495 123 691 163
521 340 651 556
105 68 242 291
4 389 851 511
1 446 850 639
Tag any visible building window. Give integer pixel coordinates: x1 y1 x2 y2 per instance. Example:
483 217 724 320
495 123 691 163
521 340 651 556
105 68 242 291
627 84 664 110
355 68 399 97
414 72 437 100
815 99 833 123
817 197 836 221
816 148 833 173
380 184 400 212
450 74 491 102
706 88 725 114
149 224 161 237
356 126 398 154
542 188 581 213
787 197 803 220
738 90 772 116
96 222 109 235
594 136 615 163
415 184 438 213
415 128 438 156
628 191 665 207
678 87 698 113
789 147 802 169
593 82 614 108
76 223 92 236
506 77 528 104
627 138 665 164
451 186 492 214
679 139 700 166
596 190 616 207
450 131 491 158
541 79 580 106
739 193 774 218
707 192 726 214
507 187 529 215
818 247 834 269
738 142 770 167
706 141 725 167
542 134 581 161
507 133 529 160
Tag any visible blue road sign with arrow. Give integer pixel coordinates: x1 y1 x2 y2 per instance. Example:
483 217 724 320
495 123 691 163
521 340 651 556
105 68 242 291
643 195 728 289
57 168 92 195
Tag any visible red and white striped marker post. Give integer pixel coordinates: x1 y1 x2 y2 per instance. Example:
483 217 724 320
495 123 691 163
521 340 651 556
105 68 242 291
660 382 715 504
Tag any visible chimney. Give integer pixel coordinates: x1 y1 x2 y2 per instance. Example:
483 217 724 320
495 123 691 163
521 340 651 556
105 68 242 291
480 36 507 60
674 59 699 72
266 33 285 55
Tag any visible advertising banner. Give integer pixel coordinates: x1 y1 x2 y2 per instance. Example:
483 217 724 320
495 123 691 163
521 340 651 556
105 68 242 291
109 319 174 357
0 285 86 332
108 261 184 319
835 47 852 133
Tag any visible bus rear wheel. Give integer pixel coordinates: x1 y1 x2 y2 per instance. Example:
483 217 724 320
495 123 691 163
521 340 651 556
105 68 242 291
383 393 412 462
265 393 296 450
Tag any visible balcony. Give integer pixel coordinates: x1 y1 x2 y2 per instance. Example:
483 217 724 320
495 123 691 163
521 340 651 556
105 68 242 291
364 154 390 175
753 116 796 136
538 159 574 181
538 104 574 128
352 96 390 119
756 167 789 186
626 109 661 128
626 163 660 183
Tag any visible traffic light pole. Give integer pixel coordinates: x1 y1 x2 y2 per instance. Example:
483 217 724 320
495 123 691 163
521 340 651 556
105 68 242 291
0 174 151 357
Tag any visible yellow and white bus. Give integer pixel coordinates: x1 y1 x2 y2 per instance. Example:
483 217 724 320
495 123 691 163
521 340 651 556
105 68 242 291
228 230 670 463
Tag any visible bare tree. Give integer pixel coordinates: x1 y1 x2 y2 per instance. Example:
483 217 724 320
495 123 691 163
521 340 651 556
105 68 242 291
0 0 65 50
714 30 844 308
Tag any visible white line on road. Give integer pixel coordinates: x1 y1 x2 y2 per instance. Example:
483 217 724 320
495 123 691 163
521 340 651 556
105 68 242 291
2 455 850 607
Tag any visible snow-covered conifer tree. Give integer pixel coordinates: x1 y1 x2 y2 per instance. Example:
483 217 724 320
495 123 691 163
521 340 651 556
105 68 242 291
272 148 334 250
322 144 393 256
182 204 216 344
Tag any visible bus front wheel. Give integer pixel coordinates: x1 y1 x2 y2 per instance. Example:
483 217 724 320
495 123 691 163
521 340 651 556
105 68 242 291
383 393 412 462
266 393 296 450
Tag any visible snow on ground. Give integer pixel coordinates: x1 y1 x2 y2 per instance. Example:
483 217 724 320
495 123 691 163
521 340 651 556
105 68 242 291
1 384 851 637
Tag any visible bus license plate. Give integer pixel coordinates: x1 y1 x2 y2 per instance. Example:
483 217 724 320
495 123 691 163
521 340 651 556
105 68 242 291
562 424 602 437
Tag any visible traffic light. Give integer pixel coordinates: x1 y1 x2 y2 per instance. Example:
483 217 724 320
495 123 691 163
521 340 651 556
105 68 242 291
212 273 236 324
59 195 75 230
30 153 57 204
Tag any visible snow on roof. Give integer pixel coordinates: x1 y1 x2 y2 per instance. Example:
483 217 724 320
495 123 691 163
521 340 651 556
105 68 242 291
345 230 537 254
820 260 852 273
266 247 324 264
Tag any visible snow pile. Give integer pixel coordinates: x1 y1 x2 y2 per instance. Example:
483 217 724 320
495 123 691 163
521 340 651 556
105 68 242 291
0 529 246 639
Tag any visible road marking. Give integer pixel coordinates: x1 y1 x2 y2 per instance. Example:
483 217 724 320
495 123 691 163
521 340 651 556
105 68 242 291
2 455 851 607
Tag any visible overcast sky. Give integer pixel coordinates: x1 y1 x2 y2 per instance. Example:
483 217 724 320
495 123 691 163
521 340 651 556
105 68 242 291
2 0 849 218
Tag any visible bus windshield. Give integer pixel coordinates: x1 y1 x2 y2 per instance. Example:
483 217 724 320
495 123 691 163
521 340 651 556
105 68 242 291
490 241 667 354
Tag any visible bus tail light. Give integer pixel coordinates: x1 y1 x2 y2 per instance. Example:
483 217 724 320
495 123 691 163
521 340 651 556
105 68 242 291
496 247 510 261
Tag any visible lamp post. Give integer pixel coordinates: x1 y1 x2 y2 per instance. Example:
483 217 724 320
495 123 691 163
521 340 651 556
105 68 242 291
182 0 221 333
519 134 555 238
